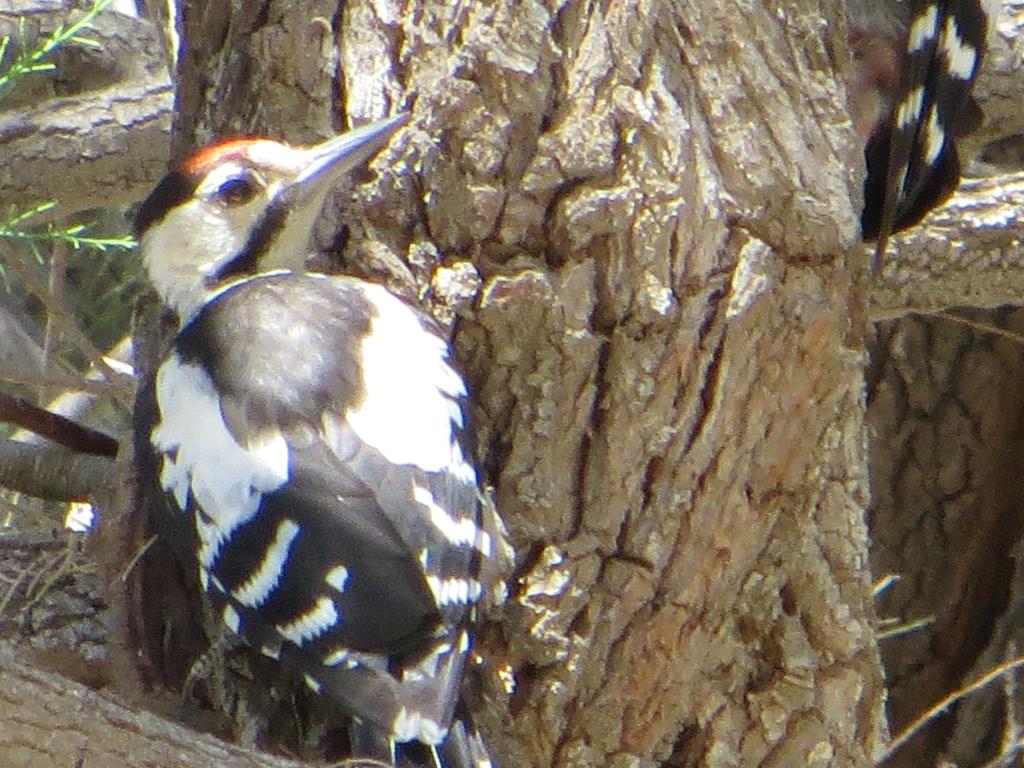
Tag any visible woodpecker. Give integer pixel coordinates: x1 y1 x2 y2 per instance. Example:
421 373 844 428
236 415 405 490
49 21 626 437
133 115 498 768
850 0 998 252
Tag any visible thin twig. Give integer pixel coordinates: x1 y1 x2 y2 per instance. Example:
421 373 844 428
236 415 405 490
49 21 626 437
876 615 935 641
119 535 158 582
0 369 131 399
884 654 1024 760
0 563 32 618
40 239 67 403
912 310 1024 346
0 391 119 457
16 539 84 617
18 550 64 614
0 241 122 389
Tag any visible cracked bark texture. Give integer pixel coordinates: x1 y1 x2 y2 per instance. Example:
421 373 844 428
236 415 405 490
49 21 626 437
136 0 888 765
129 0 888 766
0 1 173 217
2 0 890 766
868 311 1024 767
866 6 1024 767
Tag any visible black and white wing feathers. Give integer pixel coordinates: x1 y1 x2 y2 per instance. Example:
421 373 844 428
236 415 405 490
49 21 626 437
862 0 992 245
146 272 493 765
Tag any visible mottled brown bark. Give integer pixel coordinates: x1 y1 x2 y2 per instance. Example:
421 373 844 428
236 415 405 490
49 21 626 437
3 0 910 766
151 1 888 766
0 1 173 217
0 649 310 768
866 7 1024 766
868 311 1024 768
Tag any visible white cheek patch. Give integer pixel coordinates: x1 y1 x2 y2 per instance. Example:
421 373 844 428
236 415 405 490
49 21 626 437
141 200 251 321
345 284 469 474
152 355 290 568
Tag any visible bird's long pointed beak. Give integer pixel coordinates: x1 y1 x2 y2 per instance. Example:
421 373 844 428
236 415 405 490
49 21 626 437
292 113 410 197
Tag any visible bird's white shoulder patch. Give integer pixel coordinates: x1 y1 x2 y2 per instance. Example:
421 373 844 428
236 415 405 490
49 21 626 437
151 354 290 567
344 283 469 475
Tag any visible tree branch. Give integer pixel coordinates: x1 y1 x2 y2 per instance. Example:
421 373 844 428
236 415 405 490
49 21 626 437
0 646 308 768
0 1 173 216
0 440 114 501
0 391 118 457
871 171 1024 319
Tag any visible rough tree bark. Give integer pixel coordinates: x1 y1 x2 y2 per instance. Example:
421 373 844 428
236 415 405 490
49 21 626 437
866 7 1024 767
140 1 887 765
0 1 173 217
23 0 1024 765
2 0 888 765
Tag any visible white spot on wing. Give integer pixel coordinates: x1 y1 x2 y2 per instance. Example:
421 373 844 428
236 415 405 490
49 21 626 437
413 484 490 553
896 87 925 130
261 644 281 660
401 641 453 682
276 596 338 646
325 565 350 592
232 518 300 607
223 604 241 634
939 16 978 80
449 441 478 485
303 673 322 693
924 107 945 164
152 355 290 569
425 573 483 606
344 284 467 473
907 5 938 53
323 647 351 666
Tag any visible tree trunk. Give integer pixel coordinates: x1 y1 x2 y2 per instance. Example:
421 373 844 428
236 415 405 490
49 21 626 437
163 1 885 764
5 1 895 766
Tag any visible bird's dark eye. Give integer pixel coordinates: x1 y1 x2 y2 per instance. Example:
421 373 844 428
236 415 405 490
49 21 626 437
215 172 260 206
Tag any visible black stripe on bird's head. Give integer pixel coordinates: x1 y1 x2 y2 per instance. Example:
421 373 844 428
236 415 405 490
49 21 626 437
135 114 410 322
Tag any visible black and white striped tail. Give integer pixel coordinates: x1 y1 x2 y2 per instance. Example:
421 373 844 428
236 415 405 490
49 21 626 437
863 0 993 250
